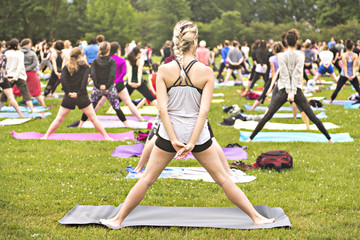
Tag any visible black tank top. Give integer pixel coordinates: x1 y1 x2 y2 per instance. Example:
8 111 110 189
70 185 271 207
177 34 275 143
55 51 63 73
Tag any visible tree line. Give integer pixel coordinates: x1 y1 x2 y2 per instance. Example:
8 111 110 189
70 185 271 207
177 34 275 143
2 0 360 53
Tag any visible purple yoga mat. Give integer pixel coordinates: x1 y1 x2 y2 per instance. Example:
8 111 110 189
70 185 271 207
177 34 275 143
12 130 134 141
111 144 248 160
96 115 156 121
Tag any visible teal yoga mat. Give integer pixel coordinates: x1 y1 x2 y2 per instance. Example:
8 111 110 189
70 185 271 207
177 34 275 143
239 131 354 142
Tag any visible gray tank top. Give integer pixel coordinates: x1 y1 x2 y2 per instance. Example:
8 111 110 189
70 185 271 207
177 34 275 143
157 60 210 145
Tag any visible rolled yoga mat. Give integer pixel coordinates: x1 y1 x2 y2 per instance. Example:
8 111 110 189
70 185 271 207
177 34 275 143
59 204 291 230
0 106 49 112
11 130 134 141
0 118 31 126
244 104 325 112
0 112 51 119
111 143 248 160
239 131 354 142
234 119 339 131
242 111 327 119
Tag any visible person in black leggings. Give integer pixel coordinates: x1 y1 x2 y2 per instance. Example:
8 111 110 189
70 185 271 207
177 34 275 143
245 29 333 143
126 47 158 108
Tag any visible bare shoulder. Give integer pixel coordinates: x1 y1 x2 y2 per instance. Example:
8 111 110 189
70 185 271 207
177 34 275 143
193 62 214 85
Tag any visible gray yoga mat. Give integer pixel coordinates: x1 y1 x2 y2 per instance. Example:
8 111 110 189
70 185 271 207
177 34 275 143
59 204 291 230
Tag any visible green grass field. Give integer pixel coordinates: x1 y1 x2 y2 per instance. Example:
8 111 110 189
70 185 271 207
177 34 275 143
1 59 360 239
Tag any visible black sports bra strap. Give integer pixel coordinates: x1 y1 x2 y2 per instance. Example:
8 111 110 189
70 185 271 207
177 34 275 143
184 60 197 72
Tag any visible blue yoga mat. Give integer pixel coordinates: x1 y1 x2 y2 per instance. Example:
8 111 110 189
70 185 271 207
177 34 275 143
0 106 49 112
323 100 356 105
344 102 360 109
239 131 354 142
242 111 327 119
244 104 325 112
0 112 52 119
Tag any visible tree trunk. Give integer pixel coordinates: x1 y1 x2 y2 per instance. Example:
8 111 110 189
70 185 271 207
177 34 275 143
49 0 61 40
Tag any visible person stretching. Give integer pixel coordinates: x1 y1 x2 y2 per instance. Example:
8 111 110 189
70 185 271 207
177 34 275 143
329 39 360 104
312 45 338 84
100 20 274 228
41 47 112 140
78 42 129 128
0 53 25 117
245 29 333 143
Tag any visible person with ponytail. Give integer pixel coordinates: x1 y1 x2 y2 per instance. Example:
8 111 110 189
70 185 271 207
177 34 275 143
329 39 360 104
80 42 145 124
125 47 158 108
100 20 275 229
41 47 112 140
245 29 333 143
78 42 130 128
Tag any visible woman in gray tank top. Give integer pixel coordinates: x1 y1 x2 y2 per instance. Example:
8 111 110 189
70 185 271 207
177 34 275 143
100 20 275 228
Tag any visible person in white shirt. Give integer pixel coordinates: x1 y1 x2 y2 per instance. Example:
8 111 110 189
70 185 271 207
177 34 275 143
312 45 338 83
0 38 35 112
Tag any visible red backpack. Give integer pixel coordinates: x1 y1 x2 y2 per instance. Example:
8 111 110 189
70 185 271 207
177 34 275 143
256 150 293 172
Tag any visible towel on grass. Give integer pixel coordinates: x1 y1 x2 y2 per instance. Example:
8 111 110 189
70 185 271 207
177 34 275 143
111 143 248 160
59 204 291 230
0 118 31 126
106 106 158 115
0 112 51 119
244 104 325 112
0 106 49 112
242 111 327 119
125 166 256 183
239 131 353 142
11 130 134 141
234 119 339 131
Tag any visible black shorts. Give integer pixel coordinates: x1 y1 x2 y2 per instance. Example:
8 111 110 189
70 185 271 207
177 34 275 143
0 78 11 89
115 81 126 93
304 64 313 70
61 94 91 110
155 136 212 153
229 64 241 70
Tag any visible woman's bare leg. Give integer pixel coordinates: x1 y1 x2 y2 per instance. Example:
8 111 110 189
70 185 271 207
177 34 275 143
292 102 298 119
94 96 107 112
100 147 175 228
301 112 310 130
41 106 71 139
118 88 144 120
236 69 243 82
250 99 262 111
3 89 25 117
224 68 233 84
134 137 156 172
81 104 113 140
35 95 47 108
151 99 158 108
136 98 147 109
193 144 274 225
212 138 232 176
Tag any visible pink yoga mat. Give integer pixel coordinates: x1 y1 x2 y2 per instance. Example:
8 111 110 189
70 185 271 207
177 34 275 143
112 143 248 160
96 115 156 121
12 130 134 141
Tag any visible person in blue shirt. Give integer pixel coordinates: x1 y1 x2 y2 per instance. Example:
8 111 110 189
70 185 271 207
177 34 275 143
84 37 99 65
216 40 230 81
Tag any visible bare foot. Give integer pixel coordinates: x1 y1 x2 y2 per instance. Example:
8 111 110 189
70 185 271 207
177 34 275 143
245 138 252 143
99 218 121 229
254 217 275 225
328 100 333 104
105 136 114 141
40 135 48 140
328 139 334 143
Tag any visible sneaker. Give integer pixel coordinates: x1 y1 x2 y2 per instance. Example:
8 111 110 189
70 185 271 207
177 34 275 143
222 105 234 113
229 104 240 114
230 161 253 171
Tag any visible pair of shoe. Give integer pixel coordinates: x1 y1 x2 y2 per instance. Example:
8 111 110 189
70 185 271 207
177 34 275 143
222 104 240 114
225 143 248 150
230 161 253 171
